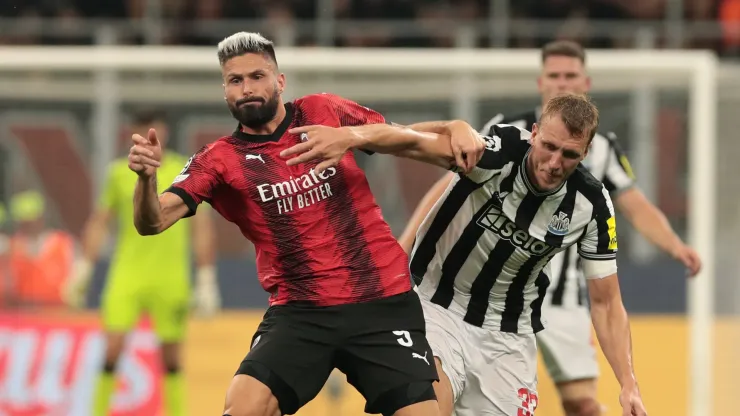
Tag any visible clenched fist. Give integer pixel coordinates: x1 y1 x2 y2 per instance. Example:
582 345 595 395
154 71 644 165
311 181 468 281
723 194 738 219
128 128 162 178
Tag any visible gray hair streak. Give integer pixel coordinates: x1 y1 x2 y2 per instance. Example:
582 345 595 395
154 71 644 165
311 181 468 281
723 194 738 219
217 32 277 66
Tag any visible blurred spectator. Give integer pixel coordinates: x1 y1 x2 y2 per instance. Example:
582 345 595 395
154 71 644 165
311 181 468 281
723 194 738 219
0 203 8 305
721 0 740 54
0 0 728 51
3 191 75 307
39 0 91 45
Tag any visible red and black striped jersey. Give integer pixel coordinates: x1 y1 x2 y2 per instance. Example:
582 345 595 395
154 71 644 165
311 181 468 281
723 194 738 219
166 93 412 307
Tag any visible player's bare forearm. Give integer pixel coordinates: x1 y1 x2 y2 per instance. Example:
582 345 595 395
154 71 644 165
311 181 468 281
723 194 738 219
588 274 638 389
192 208 216 267
616 188 683 256
80 209 112 262
405 120 457 134
398 172 455 253
133 174 163 234
344 124 455 168
133 175 189 235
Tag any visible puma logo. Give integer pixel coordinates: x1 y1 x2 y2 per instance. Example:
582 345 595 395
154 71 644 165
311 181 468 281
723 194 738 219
412 351 429 366
245 154 265 164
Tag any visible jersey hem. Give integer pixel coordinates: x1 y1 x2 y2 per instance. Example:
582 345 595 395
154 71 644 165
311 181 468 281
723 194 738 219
416 285 539 335
267 282 412 308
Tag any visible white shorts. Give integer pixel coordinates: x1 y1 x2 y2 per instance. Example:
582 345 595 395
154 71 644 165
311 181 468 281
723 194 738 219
421 298 539 416
536 304 599 383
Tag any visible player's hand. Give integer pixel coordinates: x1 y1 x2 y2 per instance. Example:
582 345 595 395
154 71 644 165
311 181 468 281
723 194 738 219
193 266 221 318
282 125 353 174
672 244 702 277
448 120 486 174
128 128 162 178
62 259 94 309
619 384 647 416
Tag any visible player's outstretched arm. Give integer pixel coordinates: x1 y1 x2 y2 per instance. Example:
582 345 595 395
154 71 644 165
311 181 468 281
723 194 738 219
586 272 647 416
284 121 485 174
615 188 701 276
129 128 190 235
401 120 486 172
133 180 190 236
398 172 455 253
285 124 457 172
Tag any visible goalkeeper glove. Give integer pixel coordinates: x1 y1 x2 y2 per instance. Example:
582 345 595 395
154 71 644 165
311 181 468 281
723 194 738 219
193 265 221 318
63 259 93 308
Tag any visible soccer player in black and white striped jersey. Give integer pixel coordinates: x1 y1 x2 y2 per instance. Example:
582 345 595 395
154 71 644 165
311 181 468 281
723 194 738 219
399 93 648 416
400 41 700 416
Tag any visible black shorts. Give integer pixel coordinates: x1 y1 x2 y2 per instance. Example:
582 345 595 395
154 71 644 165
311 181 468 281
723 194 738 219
236 290 439 415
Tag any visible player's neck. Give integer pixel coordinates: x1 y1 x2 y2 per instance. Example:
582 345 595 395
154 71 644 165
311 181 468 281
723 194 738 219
240 102 287 136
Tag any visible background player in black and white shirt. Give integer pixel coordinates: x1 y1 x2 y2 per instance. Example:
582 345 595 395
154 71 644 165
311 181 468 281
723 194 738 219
400 41 699 416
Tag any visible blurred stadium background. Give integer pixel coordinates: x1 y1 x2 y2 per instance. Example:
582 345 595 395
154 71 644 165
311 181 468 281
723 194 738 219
1 0 739 415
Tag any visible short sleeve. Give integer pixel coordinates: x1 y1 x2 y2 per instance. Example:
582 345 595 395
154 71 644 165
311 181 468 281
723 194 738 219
578 186 618 261
602 132 636 195
320 93 388 155
164 146 221 218
324 93 387 127
98 165 120 212
459 124 530 184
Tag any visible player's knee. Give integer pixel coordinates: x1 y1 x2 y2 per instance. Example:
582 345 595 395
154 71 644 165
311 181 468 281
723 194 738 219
562 397 602 416
368 381 437 416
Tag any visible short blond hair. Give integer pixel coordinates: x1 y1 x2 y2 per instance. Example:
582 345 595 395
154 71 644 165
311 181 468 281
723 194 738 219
541 40 586 64
540 93 599 144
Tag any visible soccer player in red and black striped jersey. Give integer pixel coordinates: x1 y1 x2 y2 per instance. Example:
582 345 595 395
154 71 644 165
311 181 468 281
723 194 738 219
127 31 486 416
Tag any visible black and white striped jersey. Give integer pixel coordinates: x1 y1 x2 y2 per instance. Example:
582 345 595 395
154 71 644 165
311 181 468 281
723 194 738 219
409 124 619 334
481 108 635 308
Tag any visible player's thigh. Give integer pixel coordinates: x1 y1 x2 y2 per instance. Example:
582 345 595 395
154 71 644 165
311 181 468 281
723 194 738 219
419 297 467 415
223 374 281 416
391 399 440 416
337 291 439 416
101 278 143 334
537 306 599 384
455 331 539 416
233 305 336 415
146 282 190 344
